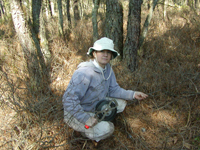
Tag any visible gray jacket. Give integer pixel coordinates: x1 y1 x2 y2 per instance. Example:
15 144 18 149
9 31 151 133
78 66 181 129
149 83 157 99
62 60 135 124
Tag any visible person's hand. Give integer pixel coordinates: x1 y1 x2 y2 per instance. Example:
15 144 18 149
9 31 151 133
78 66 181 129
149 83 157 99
134 91 148 100
85 117 98 127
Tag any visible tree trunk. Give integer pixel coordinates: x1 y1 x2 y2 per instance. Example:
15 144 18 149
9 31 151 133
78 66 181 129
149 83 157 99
66 0 72 28
0 0 5 19
31 0 48 82
123 0 142 72
163 0 167 21
105 0 123 58
79 0 83 18
92 0 99 42
57 0 64 37
40 2 51 62
47 0 53 17
10 0 42 91
32 0 42 37
73 0 80 26
139 0 158 48
50 0 56 16
195 0 199 8
25 0 32 20
44 0 51 19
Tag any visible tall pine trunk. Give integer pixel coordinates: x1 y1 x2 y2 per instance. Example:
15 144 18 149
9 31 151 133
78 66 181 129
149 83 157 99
73 0 80 26
123 0 142 72
32 0 42 37
31 0 49 87
66 0 72 29
0 0 5 20
11 0 51 93
92 0 99 42
105 0 123 58
139 0 158 48
10 0 42 91
57 0 64 37
40 2 51 63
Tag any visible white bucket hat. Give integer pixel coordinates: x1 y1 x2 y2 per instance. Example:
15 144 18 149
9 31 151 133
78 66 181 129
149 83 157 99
87 37 120 59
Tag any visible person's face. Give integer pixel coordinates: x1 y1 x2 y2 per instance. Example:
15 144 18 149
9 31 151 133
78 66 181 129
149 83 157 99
93 50 112 68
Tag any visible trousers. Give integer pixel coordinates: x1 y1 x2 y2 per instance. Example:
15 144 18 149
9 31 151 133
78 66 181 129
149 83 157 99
64 98 127 142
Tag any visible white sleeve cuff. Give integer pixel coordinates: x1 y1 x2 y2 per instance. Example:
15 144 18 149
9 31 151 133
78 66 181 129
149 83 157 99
133 92 136 99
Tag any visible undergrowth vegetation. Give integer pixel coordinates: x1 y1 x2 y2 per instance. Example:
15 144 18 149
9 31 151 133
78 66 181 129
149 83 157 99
0 4 199 150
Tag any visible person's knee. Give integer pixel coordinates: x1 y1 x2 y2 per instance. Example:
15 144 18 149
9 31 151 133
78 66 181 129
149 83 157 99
84 121 114 141
116 99 127 113
99 121 114 133
92 121 114 134
64 111 85 132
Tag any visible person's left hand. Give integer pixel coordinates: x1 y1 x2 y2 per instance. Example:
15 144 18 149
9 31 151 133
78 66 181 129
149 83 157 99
134 91 148 100
85 117 98 127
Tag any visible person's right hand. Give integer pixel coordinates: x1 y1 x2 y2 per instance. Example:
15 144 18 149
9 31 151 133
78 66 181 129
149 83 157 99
85 117 98 127
134 91 148 100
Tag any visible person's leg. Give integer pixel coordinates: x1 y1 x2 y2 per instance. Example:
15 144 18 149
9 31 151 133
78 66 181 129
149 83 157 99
115 99 127 113
105 97 127 113
64 111 86 132
85 121 114 142
64 111 114 142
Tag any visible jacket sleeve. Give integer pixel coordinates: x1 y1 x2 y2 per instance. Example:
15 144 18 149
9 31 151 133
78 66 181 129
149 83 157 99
62 71 91 124
108 71 135 100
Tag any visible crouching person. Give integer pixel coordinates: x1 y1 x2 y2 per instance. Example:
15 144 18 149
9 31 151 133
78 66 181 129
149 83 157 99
62 37 148 142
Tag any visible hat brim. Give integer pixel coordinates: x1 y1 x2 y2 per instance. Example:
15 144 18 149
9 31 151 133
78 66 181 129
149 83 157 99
87 47 120 59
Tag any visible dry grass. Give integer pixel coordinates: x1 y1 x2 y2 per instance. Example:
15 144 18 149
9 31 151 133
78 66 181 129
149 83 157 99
0 4 200 150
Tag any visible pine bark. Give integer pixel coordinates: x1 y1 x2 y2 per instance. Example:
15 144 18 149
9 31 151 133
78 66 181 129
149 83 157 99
92 0 99 42
73 0 80 26
66 0 72 28
40 2 51 62
0 0 5 19
47 0 53 17
105 0 123 58
57 0 64 37
123 0 142 72
32 0 42 37
139 0 158 48
10 0 42 89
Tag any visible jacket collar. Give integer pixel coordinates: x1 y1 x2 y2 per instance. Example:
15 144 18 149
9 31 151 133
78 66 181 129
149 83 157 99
77 60 111 75
92 59 106 72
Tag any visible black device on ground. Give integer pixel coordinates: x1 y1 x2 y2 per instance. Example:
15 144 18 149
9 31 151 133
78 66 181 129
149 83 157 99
95 99 117 121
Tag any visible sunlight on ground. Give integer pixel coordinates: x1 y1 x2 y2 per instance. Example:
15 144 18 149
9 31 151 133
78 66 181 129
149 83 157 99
126 102 187 149
0 106 16 144
151 110 178 127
